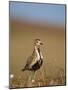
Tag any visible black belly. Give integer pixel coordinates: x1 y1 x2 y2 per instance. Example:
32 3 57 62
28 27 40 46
30 59 43 71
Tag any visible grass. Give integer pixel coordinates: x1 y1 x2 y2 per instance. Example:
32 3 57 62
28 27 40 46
9 68 65 88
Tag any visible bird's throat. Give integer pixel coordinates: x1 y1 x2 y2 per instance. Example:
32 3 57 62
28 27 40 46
37 48 40 55
35 46 41 58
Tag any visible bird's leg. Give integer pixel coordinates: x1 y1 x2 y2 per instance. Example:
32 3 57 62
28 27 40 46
27 72 32 87
27 71 35 87
31 71 35 83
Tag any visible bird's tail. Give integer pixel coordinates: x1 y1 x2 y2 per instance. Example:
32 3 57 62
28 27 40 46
21 68 26 71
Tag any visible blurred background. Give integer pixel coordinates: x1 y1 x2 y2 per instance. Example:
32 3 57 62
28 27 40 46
9 1 66 88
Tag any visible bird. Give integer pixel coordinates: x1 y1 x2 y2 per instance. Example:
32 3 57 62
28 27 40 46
22 39 43 72
21 39 43 84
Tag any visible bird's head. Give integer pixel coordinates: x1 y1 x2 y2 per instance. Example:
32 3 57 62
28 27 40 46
34 39 43 48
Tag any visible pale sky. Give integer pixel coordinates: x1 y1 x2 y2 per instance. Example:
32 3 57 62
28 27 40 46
9 1 65 25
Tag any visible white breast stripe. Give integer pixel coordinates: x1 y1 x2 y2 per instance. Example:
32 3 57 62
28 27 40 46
40 52 43 59
35 48 40 60
29 46 40 67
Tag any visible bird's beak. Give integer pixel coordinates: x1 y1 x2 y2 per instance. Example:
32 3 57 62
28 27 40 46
40 42 43 45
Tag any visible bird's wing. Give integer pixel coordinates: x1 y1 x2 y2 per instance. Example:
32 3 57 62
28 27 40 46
26 52 36 66
26 55 33 65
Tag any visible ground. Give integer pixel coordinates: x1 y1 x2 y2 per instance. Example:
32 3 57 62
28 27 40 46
9 19 65 88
